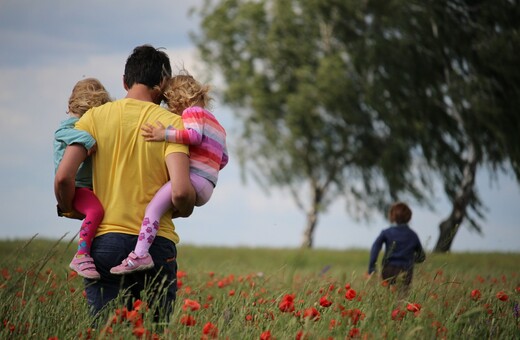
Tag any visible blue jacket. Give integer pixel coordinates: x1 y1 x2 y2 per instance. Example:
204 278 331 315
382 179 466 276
53 116 96 188
368 224 425 274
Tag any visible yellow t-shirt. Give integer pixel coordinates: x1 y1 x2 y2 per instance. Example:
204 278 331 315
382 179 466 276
75 98 188 243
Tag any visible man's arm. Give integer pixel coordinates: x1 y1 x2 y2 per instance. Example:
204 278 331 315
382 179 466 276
165 152 195 217
54 144 87 213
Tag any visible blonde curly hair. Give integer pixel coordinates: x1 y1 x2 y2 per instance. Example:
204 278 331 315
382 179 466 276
163 72 212 115
68 78 112 116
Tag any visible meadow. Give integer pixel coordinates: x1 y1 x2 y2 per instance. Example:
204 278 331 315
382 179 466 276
0 236 518 339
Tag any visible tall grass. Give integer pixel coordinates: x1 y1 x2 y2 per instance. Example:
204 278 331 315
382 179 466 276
1 238 518 339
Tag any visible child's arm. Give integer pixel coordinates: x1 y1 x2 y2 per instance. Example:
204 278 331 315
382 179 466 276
141 108 205 145
220 143 229 170
55 126 96 152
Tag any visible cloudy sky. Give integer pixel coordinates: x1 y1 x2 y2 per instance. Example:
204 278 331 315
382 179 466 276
0 0 518 253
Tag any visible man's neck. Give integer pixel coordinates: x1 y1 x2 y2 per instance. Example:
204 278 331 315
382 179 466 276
125 84 157 103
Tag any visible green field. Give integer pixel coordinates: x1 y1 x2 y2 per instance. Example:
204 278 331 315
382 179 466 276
1 237 518 339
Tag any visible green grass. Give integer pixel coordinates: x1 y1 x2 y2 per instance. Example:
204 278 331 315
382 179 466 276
1 238 518 339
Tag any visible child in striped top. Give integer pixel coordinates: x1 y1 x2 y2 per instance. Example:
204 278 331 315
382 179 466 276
110 72 228 275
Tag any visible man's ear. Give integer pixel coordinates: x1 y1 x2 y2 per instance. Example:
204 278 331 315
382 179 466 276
123 75 129 91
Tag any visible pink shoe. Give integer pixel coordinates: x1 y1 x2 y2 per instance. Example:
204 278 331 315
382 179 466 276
70 255 100 280
110 251 154 275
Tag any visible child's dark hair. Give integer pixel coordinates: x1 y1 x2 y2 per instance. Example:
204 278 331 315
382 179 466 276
123 44 172 89
388 202 412 224
163 70 211 114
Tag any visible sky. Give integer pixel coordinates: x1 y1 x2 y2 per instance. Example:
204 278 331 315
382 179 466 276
0 0 519 253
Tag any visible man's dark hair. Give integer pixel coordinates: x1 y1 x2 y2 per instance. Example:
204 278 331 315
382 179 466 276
123 44 172 89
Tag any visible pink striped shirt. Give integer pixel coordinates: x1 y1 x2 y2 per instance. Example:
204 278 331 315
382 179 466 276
165 106 228 186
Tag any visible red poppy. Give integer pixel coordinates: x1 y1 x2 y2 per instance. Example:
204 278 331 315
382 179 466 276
348 327 360 338
132 326 146 338
260 330 272 340
470 289 481 301
496 291 508 301
345 289 357 301
180 315 196 326
202 322 218 338
303 307 321 321
319 295 333 307
391 308 406 321
182 298 201 311
279 294 295 313
329 319 339 330
407 303 421 312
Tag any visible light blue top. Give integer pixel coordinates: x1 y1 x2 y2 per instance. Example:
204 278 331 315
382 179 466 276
53 116 96 188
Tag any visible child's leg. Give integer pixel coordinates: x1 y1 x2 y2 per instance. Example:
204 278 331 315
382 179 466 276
134 182 173 257
73 187 104 257
191 173 214 206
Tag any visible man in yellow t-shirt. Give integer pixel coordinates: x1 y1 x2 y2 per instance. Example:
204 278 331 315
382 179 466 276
55 45 195 321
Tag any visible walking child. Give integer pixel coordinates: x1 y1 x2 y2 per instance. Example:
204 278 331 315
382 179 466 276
54 78 111 279
368 202 426 289
110 72 228 274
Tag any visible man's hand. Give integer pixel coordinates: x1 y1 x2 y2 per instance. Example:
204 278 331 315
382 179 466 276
141 121 167 141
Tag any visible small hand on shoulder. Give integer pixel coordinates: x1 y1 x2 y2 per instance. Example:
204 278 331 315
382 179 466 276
141 121 167 141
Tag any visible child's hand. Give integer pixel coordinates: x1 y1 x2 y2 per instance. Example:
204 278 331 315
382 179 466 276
141 121 167 141
57 205 85 220
87 143 97 156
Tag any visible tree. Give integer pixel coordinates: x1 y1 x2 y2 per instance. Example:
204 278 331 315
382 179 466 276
193 0 428 248
192 0 520 250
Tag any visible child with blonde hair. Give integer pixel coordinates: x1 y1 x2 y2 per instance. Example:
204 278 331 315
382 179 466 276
110 72 228 274
54 78 112 279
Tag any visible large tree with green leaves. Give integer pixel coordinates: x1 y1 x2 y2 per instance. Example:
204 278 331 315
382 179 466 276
192 0 520 250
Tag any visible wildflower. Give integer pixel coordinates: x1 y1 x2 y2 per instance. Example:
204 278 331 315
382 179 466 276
229 289 235 296
496 291 509 301
348 327 360 338
470 289 481 301
345 289 357 301
279 294 295 313
126 310 141 324
348 308 365 325
180 315 196 326
132 326 146 338
303 307 320 321
406 303 421 313
182 298 201 311
133 299 146 311
329 319 339 330
202 322 218 338
260 330 272 340
391 308 406 321
319 295 333 307
67 271 78 280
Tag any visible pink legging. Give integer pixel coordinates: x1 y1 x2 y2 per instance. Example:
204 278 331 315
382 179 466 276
134 174 214 257
73 187 104 256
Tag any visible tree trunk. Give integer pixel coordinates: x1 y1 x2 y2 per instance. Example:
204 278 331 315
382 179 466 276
434 145 478 252
301 208 319 248
300 186 323 248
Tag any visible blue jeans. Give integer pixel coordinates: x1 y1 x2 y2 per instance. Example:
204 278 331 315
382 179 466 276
84 233 178 321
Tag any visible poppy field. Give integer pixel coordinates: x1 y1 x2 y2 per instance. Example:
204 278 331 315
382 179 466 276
1 237 519 339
